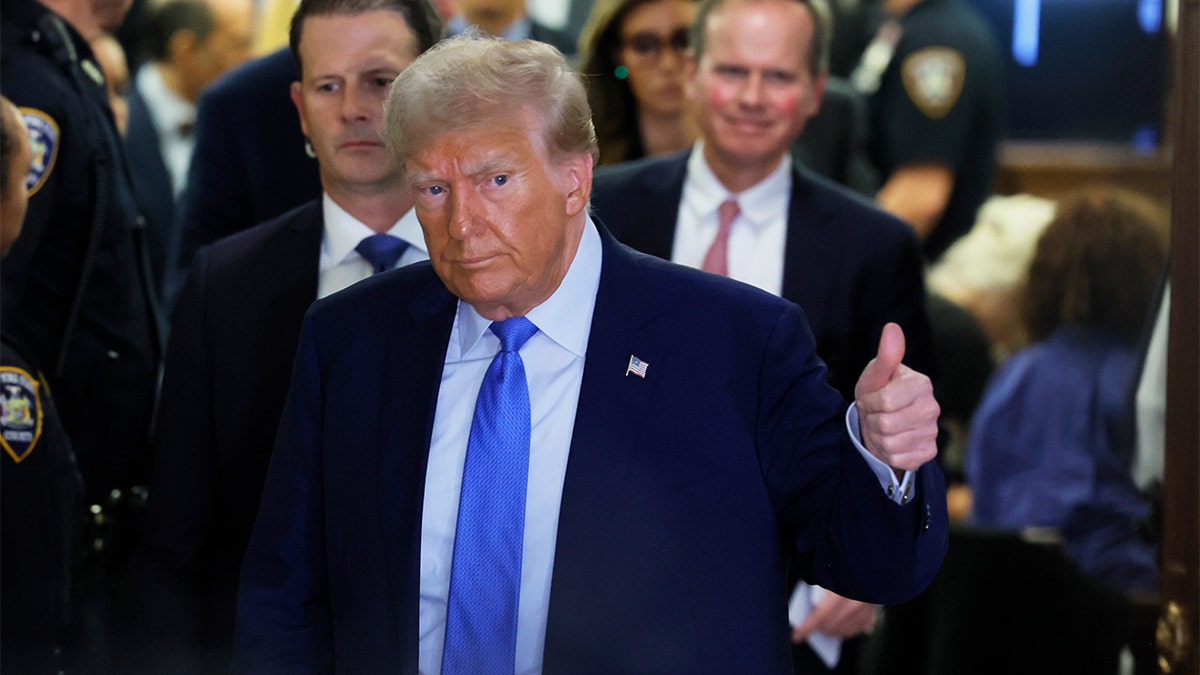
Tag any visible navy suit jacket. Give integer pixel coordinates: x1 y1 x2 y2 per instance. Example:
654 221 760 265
137 200 323 669
125 84 177 298
171 48 322 309
590 152 936 402
233 223 947 673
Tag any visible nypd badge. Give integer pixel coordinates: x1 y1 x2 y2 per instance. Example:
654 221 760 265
1 366 45 463
901 47 965 120
20 108 60 197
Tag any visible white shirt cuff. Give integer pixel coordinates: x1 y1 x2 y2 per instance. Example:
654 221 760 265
845 403 914 505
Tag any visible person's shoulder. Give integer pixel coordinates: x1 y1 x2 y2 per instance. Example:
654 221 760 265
528 20 577 57
795 167 914 239
593 152 686 191
904 0 1000 54
200 200 321 265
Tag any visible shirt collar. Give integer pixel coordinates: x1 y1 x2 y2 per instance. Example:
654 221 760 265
453 216 602 361
685 141 792 231
136 64 196 138
322 192 425 264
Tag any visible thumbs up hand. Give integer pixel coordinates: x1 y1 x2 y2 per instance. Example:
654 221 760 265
854 323 940 473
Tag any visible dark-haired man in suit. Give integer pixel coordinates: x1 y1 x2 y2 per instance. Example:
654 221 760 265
133 0 444 670
235 33 946 674
589 0 937 671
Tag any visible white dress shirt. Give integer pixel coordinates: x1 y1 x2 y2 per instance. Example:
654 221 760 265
317 193 428 299
418 219 602 675
135 64 196 197
674 142 790 296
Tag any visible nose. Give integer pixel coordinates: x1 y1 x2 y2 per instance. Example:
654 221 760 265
737 72 765 107
340 83 374 121
447 184 478 240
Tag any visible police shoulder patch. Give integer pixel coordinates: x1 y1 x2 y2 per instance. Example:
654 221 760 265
1 366 45 463
900 47 965 120
19 108 60 197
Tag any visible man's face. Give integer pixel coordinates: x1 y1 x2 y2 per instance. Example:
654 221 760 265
688 0 825 179
183 0 254 99
291 11 419 196
406 111 592 321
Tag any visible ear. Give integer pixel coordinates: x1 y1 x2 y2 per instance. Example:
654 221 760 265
562 152 593 218
289 80 310 137
804 72 828 120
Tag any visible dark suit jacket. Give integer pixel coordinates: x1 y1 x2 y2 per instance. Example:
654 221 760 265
792 76 879 195
233 223 948 673
590 151 936 403
171 48 321 309
135 200 323 671
125 84 178 301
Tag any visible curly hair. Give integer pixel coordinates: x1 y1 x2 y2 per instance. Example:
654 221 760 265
1020 187 1168 343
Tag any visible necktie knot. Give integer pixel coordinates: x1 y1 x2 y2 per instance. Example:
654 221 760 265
490 316 537 353
355 233 409 274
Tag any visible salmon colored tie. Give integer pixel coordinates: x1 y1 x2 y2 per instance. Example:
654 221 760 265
702 199 740 276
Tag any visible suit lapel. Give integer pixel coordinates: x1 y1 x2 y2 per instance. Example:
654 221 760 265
376 273 457 673
619 154 688 259
780 167 838 305
543 229 666 662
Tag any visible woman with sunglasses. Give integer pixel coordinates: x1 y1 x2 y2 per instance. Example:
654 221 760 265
578 0 699 167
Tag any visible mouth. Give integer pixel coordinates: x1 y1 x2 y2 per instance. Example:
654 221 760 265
339 139 383 150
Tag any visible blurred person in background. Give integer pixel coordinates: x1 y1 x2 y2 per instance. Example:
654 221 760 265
966 186 1168 599
0 91 85 675
125 0 254 307
133 0 444 670
447 0 576 56
578 0 699 167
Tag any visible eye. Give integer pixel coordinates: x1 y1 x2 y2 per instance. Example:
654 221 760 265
421 184 445 196
491 175 508 186
373 77 393 88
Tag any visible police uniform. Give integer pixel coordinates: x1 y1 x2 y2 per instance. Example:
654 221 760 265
1 0 162 507
855 0 1005 262
0 338 83 674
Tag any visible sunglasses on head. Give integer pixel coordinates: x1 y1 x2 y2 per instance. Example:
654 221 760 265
622 27 691 57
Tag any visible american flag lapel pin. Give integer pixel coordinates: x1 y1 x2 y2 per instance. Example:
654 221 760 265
626 355 648 378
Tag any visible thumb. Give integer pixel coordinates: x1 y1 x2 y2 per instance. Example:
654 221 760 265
856 322 906 398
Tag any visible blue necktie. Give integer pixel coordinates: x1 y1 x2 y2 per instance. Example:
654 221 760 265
355 233 409 274
442 317 538 674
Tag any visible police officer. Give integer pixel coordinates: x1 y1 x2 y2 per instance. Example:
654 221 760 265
0 94 85 675
1 0 162 512
850 0 1005 262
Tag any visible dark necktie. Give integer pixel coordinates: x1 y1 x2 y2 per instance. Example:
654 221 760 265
355 233 409 274
442 317 539 674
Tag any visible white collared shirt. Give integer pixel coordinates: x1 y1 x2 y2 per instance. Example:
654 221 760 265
419 219 602 675
674 142 791 296
135 64 196 197
317 193 428 299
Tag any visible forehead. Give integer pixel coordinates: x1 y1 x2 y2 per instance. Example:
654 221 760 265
299 11 418 71
701 0 813 70
623 0 699 30
407 111 550 176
